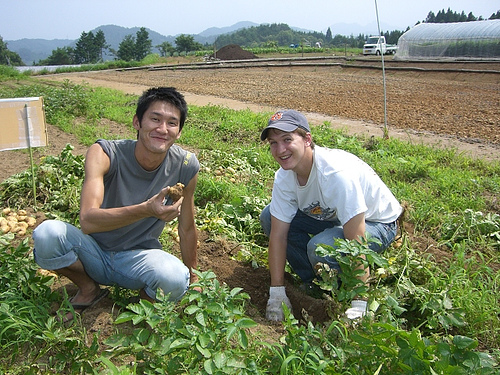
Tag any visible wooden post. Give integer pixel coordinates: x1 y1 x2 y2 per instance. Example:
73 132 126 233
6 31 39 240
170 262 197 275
24 104 37 206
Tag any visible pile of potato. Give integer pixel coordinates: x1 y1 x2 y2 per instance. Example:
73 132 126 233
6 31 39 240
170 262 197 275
0 208 37 236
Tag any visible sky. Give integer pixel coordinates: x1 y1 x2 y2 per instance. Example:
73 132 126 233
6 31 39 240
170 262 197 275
1 0 498 41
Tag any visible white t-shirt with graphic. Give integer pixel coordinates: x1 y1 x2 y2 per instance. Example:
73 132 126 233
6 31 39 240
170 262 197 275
270 146 402 225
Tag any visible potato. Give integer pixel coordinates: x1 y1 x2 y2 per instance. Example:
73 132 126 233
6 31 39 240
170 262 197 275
7 219 18 227
167 183 184 202
17 222 29 230
9 224 21 233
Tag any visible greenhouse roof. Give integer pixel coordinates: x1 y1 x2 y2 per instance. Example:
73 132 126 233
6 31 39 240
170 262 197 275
395 19 500 60
399 19 500 42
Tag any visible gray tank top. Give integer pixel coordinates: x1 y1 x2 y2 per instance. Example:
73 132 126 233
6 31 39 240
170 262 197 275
90 139 199 252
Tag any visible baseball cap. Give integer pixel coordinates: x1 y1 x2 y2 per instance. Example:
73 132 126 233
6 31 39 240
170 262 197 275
260 110 311 141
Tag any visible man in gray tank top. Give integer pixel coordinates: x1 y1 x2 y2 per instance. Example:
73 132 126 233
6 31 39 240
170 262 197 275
33 87 200 322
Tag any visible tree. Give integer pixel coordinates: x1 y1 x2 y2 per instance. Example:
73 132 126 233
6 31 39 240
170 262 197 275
73 30 108 64
425 8 480 23
490 10 500 20
325 27 333 43
74 31 91 63
134 27 152 60
275 30 295 46
262 40 278 49
117 34 136 61
94 30 109 61
39 47 74 65
156 41 175 57
383 29 405 45
0 36 24 66
74 31 101 64
175 34 202 53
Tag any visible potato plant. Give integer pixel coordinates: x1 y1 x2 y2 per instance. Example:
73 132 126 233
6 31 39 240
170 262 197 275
0 79 498 373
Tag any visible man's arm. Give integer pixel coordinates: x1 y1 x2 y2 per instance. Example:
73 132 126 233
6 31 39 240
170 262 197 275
342 212 366 242
266 215 293 321
177 173 199 284
268 216 290 286
79 144 182 234
342 212 372 319
343 212 369 283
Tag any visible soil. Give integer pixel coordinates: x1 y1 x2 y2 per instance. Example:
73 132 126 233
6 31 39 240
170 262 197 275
212 44 258 60
1 56 499 347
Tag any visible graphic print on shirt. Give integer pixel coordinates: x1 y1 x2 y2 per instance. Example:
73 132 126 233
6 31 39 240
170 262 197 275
302 201 336 221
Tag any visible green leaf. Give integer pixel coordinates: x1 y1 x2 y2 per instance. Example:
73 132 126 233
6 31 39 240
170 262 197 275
226 324 238 341
196 342 211 358
133 328 150 344
235 317 257 329
205 302 223 314
213 352 227 369
442 296 453 310
131 315 145 325
114 311 136 324
170 338 191 349
238 330 249 349
230 287 244 297
204 359 215 374
453 335 477 350
198 332 212 348
196 311 207 327
185 305 200 315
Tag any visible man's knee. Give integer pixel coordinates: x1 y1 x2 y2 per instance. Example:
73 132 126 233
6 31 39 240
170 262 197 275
32 220 78 270
306 233 342 273
33 220 67 257
151 263 190 301
33 219 64 241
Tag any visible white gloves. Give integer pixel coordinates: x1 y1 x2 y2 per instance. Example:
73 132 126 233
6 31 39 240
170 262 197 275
266 286 292 321
265 287 367 321
345 299 368 320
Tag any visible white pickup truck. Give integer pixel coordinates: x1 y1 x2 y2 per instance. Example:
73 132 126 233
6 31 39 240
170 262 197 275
363 36 398 56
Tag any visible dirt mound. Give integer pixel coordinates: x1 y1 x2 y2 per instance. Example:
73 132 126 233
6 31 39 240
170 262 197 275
214 44 258 60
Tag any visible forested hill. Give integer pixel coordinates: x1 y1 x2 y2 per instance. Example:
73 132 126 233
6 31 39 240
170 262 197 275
215 23 329 48
4 22 258 65
215 9 500 49
214 23 402 49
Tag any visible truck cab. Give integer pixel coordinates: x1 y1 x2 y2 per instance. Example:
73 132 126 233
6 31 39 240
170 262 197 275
363 36 397 56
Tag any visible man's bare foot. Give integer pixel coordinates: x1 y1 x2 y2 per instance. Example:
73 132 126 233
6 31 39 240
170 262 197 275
69 282 102 306
60 286 109 324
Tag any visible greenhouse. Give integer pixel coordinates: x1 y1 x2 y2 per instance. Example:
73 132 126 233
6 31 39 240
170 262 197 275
394 19 500 60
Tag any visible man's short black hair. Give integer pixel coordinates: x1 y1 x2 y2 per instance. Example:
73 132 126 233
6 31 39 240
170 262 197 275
136 87 188 131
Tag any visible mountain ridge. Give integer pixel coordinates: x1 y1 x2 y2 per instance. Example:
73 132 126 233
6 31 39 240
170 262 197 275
5 22 261 64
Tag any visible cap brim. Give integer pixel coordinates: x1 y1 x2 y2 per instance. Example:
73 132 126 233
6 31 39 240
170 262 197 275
260 123 299 141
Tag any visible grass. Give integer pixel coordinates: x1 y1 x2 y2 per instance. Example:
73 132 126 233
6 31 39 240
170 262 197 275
0 75 499 373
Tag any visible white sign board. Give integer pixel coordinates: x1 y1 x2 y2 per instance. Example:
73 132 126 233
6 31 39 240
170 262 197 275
0 97 48 151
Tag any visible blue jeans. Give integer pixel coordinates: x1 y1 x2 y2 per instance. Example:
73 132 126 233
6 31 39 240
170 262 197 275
33 220 190 300
260 205 397 283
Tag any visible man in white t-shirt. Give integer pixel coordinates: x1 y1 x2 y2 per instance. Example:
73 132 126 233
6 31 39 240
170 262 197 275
260 110 402 321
